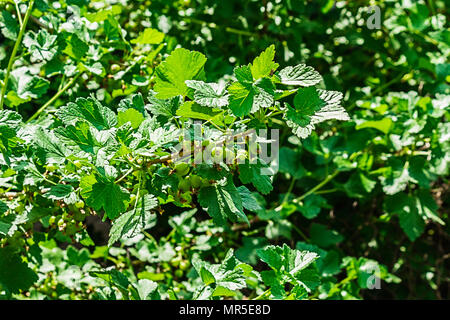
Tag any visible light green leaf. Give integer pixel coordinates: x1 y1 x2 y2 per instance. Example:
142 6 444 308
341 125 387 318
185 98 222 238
176 101 223 125
154 48 207 99
356 118 393 134
131 28 165 44
117 108 145 129
250 45 279 80
57 96 117 130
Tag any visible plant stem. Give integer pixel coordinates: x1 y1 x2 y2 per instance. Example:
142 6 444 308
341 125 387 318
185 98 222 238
0 0 35 110
15 2 23 27
293 170 340 203
281 178 297 205
275 170 340 212
26 73 81 123
254 288 271 300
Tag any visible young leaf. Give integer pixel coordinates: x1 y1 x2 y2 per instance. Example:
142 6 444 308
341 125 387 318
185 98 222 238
250 45 279 80
277 64 322 87
131 28 164 45
154 48 207 99
185 80 229 108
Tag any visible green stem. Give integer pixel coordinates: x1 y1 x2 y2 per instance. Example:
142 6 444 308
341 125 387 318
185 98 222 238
281 178 297 205
293 170 340 203
254 289 271 300
275 170 340 212
0 0 35 110
26 73 81 123
15 2 23 27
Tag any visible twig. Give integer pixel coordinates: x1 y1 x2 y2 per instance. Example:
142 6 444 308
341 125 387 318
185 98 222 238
0 0 35 110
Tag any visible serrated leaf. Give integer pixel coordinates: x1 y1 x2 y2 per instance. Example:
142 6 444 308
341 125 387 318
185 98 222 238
83 180 130 220
228 77 275 117
44 184 77 204
34 127 69 164
277 64 322 87
250 45 279 80
55 121 101 154
176 101 223 125
57 96 117 130
131 28 164 44
238 162 273 195
237 186 262 212
198 179 248 225
108 194 158 246
154 48 207 99
23 29 58 62
285 89 348 139
185 80 229 108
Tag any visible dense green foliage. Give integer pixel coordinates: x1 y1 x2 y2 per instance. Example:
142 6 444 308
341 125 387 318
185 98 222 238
0 0 448 300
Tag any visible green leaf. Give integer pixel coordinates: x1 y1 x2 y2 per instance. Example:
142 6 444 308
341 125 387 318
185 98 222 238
83 179 130 220
235 237 268 265
238 162 273 195
55 121 101 154
0 247 38 294
277 64 322 87
135 279 159 300
279 147 305 179
57 96 117 130
17 75 50 99
117 108 145 129
154 48 207 99
44 184 77 204
356 118 393 134
416 190 445 225
63 33 89 60
285 89 348 139
250 45 279 80
399 205 425 241
297 194 328 219
384 194 425 241
34 127 69 164
228 76 275 117
227 81 255 117
257 244 318 275
185 80 229 108
176 101 223 125
131 28 165 44
23 29 58 62
108 194 158 246
309 223 343 248
200 267 216 285
237 186 262 212
198 178 248 225
147 91 180 117
0 10 19 40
